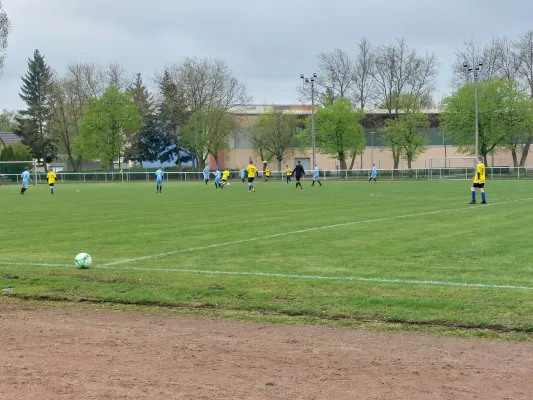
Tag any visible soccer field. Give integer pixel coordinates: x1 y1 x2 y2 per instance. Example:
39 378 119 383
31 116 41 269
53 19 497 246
1 179 533 332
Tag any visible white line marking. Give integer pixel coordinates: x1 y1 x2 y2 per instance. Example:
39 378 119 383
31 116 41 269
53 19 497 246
94 266 533 290
2 261 533 290
98 197 533 267
0 261 72 267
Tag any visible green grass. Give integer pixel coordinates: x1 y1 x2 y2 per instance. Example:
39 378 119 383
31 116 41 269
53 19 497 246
1 179 533 334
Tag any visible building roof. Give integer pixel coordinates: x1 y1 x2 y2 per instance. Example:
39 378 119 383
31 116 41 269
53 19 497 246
228 105 440 116
0 132 21 145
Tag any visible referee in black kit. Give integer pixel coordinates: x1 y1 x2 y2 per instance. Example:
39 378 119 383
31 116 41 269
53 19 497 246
293 161 305 190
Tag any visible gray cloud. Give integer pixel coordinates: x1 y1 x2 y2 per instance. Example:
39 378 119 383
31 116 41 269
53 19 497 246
1 0 532 110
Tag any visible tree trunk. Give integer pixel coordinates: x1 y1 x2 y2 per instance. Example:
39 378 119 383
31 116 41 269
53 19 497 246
213 153 219 169
277 158 282 171
519 136 533 167
338 153 347 170
348 153 356 170
393 154 399 169
407 154 412 169
511 147 519 168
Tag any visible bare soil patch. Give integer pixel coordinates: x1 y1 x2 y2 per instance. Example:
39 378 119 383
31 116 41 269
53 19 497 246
1 304 532 399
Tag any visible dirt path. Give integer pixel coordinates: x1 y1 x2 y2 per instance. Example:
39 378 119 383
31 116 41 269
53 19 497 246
1 304 532 399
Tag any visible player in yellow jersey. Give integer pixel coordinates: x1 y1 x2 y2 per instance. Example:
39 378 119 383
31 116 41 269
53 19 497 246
247 160 258 192
285 165 292 184
46 168 57 195
469 156 486 204
221 168 230 186
264 167 271 183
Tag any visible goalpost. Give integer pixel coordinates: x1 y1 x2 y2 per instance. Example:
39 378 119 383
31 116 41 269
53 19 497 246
428 157 477 180
0 160 39 184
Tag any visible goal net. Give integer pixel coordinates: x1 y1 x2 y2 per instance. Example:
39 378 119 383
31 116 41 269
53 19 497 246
0 161 38 184
428 157 477 180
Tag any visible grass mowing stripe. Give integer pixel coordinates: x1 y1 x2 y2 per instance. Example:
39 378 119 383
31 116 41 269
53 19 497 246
98 197 533 267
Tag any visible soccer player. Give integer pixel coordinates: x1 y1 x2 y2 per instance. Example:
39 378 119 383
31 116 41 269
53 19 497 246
247 160 258 192
203 166 210 185
214 168 222 189
222 168 230 186
241 166 246 183
469 156 487 204
369 164 377 183
20 167 31 195
285 165 292 184
47 168 57 195
293 161 305 190
264 166 271 182
311 165 322 187
155 167 164 193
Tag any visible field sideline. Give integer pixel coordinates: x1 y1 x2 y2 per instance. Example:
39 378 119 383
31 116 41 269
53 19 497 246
1 179 533 334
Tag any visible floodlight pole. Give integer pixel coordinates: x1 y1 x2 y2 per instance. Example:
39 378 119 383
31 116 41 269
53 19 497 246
463 61 483 160
301 73 317 169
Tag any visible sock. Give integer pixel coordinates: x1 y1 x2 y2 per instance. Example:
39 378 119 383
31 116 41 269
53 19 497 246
51 187 54 194
471 191 476 201
311 181 314 186
318 180 322 186
20 187 24 194
481 192 486 202
159 186 162 193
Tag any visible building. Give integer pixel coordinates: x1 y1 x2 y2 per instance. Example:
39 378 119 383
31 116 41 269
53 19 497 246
208 106 532 171
0 132 21 147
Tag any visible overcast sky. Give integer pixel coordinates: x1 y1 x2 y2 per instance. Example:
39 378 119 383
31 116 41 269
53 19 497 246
1 0 532 111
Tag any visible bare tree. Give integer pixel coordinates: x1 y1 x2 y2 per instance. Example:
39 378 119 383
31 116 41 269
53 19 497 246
48 75 84 171
451 39 517 87
373 38 437 115
352 37 377 109
316 48 355 102
515 30 533 166
161 57 251 169
0 0 10 77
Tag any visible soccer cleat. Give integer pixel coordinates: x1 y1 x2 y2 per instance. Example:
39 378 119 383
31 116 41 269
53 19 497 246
253 188 256 192
481 201 487 204
468 201 476 204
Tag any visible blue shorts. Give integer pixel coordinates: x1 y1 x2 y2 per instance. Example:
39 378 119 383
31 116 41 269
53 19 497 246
248 177 254 183
22 180 29 187
156 179 163 185
313 175 319 180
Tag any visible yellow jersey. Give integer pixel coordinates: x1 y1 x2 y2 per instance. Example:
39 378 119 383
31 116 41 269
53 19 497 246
247 164 257 178
286 168 292 176
473 162 485 184
222 170 230 180
265 168 271 177
47 171 57 184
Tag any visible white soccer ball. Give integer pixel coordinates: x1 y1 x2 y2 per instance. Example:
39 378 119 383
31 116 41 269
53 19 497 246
75 253 92 269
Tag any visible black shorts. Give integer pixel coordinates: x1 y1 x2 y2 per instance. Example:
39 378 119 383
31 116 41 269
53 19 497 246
295 175 302 182
248 177 254 183
49 183 54 187
472 183 485 189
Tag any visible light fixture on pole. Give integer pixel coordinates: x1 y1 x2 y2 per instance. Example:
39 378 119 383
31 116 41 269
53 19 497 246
301 73 317 169
369 131 376 166
463 61 483 160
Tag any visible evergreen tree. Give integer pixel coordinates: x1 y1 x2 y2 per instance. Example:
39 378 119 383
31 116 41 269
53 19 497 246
14 50 55 162
157 70 189 167
128 73 153 118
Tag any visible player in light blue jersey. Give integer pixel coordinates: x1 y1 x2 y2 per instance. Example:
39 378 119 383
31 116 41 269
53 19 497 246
369 164 377 182
155 167 164 193
240 166 246 183
203 166 210 185
311 165 322 187
20 167 31 195
214 169 222 189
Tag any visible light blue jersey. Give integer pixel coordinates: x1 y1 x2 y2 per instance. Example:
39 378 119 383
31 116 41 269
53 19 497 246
21 171 30 186
214 170 221 182
155 169 164 183
203 167 210 180
371 166 377 177
313 167 319 179
241 168 246 179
